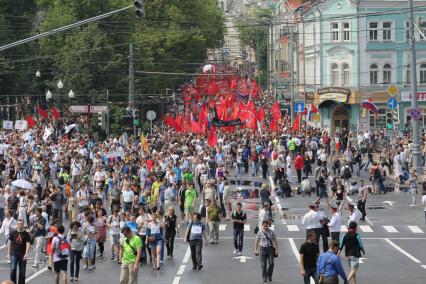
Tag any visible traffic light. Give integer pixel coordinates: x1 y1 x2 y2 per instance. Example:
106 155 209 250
134 0 144 18
122 114 133 133
97 114 103 128
392 108 399 125
97 113 107 130
386 111 393 129
133 110 140 127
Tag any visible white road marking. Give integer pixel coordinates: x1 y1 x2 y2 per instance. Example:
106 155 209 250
173 237 426 240
385 238 421 263
359 257 367 264
219 224 227 231
172 276 181 284
341 225 348 232
25 267 48 282
422 265 426 270
287 225 299 232
359 225 373 233
177 265 186 275
244 224 250 231
0 245 5 250
289 238 315 284
182 247 191 264
269 175 286 225
383 226 398 233
407 226 424 234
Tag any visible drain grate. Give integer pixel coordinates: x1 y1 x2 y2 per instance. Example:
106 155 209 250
367 205 386 210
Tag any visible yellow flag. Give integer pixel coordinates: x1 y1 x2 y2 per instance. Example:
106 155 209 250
140 133 149 152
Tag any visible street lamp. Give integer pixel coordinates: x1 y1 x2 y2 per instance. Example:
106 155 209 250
46 90 52 100
68 90 75 99
35 70 41 78
57 80 64 107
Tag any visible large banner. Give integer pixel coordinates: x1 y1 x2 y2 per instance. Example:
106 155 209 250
2 120 13 129
212 117 244 127
14 120 28 130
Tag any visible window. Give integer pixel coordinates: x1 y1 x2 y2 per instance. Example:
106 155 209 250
406 22 411 40
331 63 339 86
420 21 426 40
383 64 391 84
370 109 386 128
342 64 350 86
383 22 392 41
370 64 378 85
331 23 339 41
343 22 350 41
420 63 426 83
406 64 410 84
369 22 378 41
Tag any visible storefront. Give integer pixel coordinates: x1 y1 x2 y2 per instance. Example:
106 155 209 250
314 87 361 135
400 90 426 130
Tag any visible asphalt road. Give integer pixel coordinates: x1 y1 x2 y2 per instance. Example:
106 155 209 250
1 166 425 284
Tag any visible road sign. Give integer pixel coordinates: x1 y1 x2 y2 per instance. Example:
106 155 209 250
276 84 288 90
146 110 156 121
294 101 305 113
386 97 398 110
409 107 422 120
387 85 398 96
69 105 107 113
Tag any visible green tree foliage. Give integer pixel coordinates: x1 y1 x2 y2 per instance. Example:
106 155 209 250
236 8 272 87
0 0 224 135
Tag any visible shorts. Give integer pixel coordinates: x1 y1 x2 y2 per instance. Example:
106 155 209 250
347 256 359 269
149 239 163 249
53 259 68 272
83 240 96 259
110 234 120 246
184 206 194 215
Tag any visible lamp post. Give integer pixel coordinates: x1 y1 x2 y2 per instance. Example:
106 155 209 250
57 80 64 108
35 70 41 104
46 90 53 100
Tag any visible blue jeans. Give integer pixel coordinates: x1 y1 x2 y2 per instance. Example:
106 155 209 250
10 254 26 284
0 207 4 224
303 267 318 284
83 239 96 259
233 229 244 252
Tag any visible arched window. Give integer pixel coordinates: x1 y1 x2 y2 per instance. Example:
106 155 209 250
342 63 350 86
331 63 339 86
370 64 378 85
420 63 426 83
383 64 391 84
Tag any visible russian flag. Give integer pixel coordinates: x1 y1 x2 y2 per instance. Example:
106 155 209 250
361 99 379 114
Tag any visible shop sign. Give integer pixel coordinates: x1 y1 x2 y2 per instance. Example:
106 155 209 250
317 87 350 103
303 92 314 102
312 113 321 122
401 91 426 102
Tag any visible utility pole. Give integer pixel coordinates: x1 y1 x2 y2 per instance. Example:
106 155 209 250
129 43 136 137
409 0 423 173
289 27 294 125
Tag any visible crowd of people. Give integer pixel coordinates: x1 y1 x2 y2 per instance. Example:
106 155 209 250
0 115 426 284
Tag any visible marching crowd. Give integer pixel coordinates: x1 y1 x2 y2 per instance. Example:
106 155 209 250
0 117 426 284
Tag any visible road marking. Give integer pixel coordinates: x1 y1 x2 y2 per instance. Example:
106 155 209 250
359 225 373 233
359 257 367 264
407 226 424 234
182 247 191 264
244 224 250 231
0 245 5 250
177 265 186 275
25 267 48 282
383 226 398 233
269 175 286 225
172 276 181 284
385 238 421 263
341 225 348 232
219 224 227 231
287 225 299 232
174 237 426 240
289 238 315 284
233 255 253 263
422 265 426 270
281 218 287 225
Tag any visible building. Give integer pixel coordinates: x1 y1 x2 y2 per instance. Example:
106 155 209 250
273 0 426 134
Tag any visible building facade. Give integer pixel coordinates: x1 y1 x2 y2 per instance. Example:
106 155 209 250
273 0 426 134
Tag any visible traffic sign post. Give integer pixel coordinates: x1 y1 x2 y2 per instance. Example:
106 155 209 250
410 107 422 121
294 102 305 113
387 85 398 96
146 110 156 134
386 97 398 110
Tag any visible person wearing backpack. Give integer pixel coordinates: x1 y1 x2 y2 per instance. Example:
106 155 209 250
52 225 70 284
109 186 121 212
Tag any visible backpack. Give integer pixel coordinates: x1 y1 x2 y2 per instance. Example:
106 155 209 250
110 188 121 201
374 168 381 179
56 236 71 259
342 166 352 179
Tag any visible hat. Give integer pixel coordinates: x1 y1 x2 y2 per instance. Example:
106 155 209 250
121 225 131 233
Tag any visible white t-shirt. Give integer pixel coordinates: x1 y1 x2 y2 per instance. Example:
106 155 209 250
122 190 134 203
422 195 426 212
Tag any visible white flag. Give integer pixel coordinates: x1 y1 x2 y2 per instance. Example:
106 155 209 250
43 127 52 142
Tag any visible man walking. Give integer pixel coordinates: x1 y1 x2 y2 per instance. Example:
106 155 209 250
184 213 208 270
357 180 368 221
317 241 348 284
231 202 246 255
29 208 47 268
119 226 142 284
299 231 319 284
8 219 31 284
254 220 279 282
206 199 221 244
52 225 70 284
328 205 342 243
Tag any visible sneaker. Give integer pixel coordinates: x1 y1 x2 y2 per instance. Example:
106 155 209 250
6 260 11 264
233 249 238 254
32 263 38 268
110 256 115 261
238 251 242 256
75 278 79 282
70 277 74 282
197 265 203 270
88 265 96 270
83 265 88 270
410 204 416 207
167 255 173 259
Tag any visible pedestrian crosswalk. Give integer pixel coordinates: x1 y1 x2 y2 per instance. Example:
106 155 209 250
214 223 426 235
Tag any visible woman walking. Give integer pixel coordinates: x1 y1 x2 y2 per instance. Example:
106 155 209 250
95 210 107 257
146 212 164 270
68 221 84 282
82 215 97 270
164 206 177 259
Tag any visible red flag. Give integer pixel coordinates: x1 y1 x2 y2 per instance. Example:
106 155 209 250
291 113 300 132
272 101 282 120
310 104 319 114
270 118 278 131
27 115 36 128
190 119 203 134
207 128 217 147
256 108 265 122
51 107 60 120
36 106 48 119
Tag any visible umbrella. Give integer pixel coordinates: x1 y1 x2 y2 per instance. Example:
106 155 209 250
12 179 33 190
